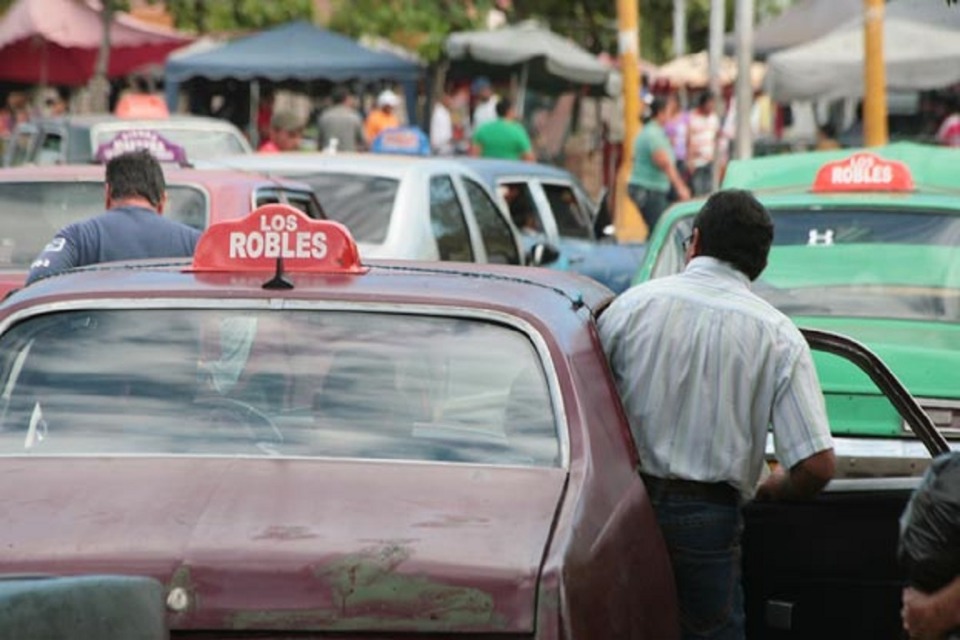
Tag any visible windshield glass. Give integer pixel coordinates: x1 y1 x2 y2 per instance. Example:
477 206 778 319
291 173 398 243
94 128 248 161
0 182 206 268
0 309 559 466
654 208 960 322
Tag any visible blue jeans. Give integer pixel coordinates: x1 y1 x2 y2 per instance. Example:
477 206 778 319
627 184 669 235
649 493 745 640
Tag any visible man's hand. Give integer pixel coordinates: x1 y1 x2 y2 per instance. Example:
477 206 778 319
675 182 692 201
903 578 960 639
755 449 835 501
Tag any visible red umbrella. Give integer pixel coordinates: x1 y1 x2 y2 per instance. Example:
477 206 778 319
0 0 193 86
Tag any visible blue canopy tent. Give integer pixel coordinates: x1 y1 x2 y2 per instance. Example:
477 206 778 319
164 21 423 139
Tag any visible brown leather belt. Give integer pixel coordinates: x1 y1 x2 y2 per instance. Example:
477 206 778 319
641 473 740 505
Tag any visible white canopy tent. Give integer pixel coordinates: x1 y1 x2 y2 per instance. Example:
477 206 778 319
766 0 960 102
445 20 614 108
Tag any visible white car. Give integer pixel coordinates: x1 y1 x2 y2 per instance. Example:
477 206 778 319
3 115 253 167
199 153 525 265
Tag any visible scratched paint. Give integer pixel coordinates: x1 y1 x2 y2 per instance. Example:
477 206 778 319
229 544 497 631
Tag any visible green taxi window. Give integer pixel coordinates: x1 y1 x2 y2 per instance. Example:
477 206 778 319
654 208 960 323
0 182 207 267
0 309 560 467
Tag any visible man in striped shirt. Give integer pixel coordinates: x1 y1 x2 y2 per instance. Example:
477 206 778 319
598 189 835 640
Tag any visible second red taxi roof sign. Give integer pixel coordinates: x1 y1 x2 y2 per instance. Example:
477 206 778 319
191 204 364 273
811 152 915 193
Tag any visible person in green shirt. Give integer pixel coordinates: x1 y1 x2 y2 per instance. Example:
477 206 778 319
628 95 691 235
471 98 535 161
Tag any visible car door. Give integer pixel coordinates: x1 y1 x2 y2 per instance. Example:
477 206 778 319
428 174 475 262
458 177 522 265
539 180 597 268
741 329 949 640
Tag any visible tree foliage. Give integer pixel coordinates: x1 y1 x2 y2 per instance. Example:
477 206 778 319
329 0 495 62
164 0 313 34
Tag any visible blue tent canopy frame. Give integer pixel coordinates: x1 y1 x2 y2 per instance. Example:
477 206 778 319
164 21 423 128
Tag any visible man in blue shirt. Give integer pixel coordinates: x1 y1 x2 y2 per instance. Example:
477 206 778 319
26 150 200 285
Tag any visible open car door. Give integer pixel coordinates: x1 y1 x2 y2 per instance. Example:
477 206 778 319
742 328 950 639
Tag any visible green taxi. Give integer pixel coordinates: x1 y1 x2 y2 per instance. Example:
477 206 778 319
634 142 960 452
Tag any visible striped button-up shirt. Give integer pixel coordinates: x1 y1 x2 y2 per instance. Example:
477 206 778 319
598 256 833 500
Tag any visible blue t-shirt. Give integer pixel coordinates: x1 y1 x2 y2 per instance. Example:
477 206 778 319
26 205 201 285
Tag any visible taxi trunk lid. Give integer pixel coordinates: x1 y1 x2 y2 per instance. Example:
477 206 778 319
0 457 567 634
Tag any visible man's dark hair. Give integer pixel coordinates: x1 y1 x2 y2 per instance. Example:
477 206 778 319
648 96 669 119
496 98 513 118
331 86 349 104
819 122 836 138
105 150 166 209
693 189 773 281
697 91 715 108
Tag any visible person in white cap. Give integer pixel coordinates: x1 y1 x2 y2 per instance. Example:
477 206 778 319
365 89 401 143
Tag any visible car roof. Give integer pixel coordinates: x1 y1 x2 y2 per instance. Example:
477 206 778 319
4 259 615 322
198 152 474 180
0 164 314 191
29 114 239 130
455 158 576 183
723 142 960 194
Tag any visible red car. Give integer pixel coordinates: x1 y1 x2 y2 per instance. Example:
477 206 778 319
0 207 947 638
0 165 322 297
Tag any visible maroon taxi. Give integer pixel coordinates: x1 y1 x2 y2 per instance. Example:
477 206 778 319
0 165 322 298
0 206 678 638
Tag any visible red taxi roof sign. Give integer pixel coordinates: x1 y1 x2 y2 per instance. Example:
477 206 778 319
811 152 915 193
191 204 363 274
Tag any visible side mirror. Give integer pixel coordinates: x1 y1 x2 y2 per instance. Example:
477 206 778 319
592 188 613 238
527 242 561 267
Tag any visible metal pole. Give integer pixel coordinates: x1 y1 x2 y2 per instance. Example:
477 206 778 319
615 0 645 241
89 1 114 112
707 0 725 187
249 80 260 149
863 0 888 146
734 0 754 160
673 0 688 108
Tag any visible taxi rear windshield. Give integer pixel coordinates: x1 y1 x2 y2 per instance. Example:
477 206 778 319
0 309 560 467
93 128 248 161
292 173 398 243
0 182 206 268
656 208 960 322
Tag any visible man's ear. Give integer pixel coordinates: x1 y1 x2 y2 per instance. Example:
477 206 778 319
156 192 168 214
104 184 112 209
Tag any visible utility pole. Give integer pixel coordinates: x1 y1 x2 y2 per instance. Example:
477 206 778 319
614 0 645 241
733 0 754 160
673 0 687 108
89 0 114 113
707 0 725 187
863 0 888 146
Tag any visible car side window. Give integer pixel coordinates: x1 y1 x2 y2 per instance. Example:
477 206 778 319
254 188 322 220
7 130 36 167
35 133 63 165
500 182 544 234
429 175 474 262
463 179 520 265
543 184 592 239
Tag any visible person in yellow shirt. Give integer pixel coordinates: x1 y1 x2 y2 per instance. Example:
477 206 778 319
365 90 401 144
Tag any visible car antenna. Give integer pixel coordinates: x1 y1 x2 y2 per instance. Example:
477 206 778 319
262 257 294 290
